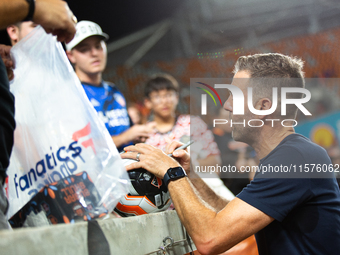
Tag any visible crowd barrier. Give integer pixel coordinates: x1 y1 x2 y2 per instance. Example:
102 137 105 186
0 210 195 255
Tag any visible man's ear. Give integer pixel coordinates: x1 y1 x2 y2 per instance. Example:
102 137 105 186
66 50 76 64
7 25 19 45
144 98 152 110
259 98 272 110
255 98 273 119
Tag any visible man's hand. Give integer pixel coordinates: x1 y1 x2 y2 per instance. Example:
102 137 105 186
33 0 76 43
0 45 14 81
121 143 180 179
164 141 191 174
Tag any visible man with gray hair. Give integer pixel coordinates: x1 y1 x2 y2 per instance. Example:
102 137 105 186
122 53 340 254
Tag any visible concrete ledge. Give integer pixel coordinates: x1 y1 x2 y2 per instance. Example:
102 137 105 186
0 210 195 255
0 221 88 255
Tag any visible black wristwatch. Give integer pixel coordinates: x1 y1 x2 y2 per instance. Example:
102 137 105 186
163 167 187 187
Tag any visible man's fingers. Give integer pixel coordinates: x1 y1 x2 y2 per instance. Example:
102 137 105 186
121 151 144 162
172 150 191 165
52 29 67 42
64 31 75 43
0 45 11 56
135 143 154 149
0 45 12 67
0 45 14 81
7 69 14 81
43 28 53 34
122 145 136 153
122 143 154 154
172 149 187 158
164 138 175 154
165 141 184 154
3 59 14 69
125 161 143 171
120 151 136 159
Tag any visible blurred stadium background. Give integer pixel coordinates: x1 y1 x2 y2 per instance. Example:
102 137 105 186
96 0 340 153
1 0 339 165
1 2 340 253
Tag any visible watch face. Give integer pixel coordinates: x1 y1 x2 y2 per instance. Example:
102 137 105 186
164 167 186 187
169 167 185 178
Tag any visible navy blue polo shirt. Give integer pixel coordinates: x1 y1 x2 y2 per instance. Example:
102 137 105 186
238 133 340 254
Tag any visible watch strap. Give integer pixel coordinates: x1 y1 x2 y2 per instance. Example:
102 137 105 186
23 0 35 22
163 167 186 188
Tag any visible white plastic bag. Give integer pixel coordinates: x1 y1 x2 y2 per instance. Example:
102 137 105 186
6 26 130 219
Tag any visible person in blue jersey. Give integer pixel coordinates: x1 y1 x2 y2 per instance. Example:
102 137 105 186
66 21 155 152
122 53 340 254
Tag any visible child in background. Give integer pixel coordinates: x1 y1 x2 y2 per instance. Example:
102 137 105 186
144 74 234 201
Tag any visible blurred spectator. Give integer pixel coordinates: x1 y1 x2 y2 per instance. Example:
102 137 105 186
65 21 155 152
7 21 37 46
143 73 221 166
143 74 235 200
127 102 143 125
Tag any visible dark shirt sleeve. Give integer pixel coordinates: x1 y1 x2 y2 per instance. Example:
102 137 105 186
237 146 312 222
0 58 16 177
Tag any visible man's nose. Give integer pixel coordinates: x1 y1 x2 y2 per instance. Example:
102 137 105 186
223 98 233 112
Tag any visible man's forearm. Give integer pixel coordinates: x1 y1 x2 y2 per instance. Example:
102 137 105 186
190 176 229 211
168 177 268 254
168 178 218 244
188 161 229 211
0 0 29 29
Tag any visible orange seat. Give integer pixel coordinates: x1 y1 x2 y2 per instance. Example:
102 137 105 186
185 235 258 255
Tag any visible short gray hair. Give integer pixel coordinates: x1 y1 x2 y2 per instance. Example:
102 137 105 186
234 53 305 119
